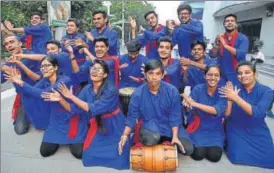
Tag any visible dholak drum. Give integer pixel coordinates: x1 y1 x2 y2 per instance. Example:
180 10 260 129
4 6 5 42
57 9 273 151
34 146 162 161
130 144 178 172
119 87 136 116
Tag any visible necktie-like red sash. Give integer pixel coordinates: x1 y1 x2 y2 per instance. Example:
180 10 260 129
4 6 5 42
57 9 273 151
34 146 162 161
25 35 33 50
164 58 175 83
12 94 22 120
186 113 200 134
83 107 121 150
220 30 239 70
68 114 80 139
105 55 120 88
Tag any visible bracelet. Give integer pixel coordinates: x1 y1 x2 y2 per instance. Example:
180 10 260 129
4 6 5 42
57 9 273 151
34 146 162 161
120 135 128 141
70 56 76 61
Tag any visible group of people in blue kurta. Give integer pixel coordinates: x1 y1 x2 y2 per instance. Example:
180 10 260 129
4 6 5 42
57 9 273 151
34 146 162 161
1 3 274 170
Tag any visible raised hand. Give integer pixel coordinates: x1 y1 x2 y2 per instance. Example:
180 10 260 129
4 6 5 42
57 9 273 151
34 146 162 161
218 34 226 46
4 20 14 30
139 25 145 33
57 83 73 99
180 57 191 66
64 40 74 54
128 16 137 30
218 82 241 101
41 89 62 102
84 31 94 41
4 67 23 85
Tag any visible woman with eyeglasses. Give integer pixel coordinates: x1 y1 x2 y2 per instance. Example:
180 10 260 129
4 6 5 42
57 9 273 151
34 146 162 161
43 59 130 169
183 65 227 163
5 55 87 159
219 61 274 169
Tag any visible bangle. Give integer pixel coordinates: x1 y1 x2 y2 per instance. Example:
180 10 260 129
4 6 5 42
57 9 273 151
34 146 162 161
70 56 76 60
120 135 128 141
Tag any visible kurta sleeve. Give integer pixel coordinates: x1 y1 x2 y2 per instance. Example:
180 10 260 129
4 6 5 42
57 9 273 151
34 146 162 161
178 21 203 35
125 93 141 129
251 88 273 118
235 35 249 61
143 27 168 40
87 86 119 120
21 76 72 98
136 34 147 48
69 85 89 116
24 24 49 36
168 88 183 127
212 96 227 118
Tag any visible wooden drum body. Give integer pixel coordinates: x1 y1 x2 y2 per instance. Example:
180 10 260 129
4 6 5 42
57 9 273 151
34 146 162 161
119 87 136 116
130 144 178 172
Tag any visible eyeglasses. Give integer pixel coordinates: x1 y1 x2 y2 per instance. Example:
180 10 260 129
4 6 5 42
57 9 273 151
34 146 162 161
40 64 53 69
90 67 104 73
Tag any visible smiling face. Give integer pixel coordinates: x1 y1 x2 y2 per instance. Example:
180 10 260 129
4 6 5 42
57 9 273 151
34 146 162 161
178 9 191 24
237 65 256 86
89 63 107 82
145 13 158 28
191 44 205 61
158 41 172 59
224 16 237 32
205 67 221 88
30 15 42 26
40 59 58 78
94 41 108 58
3 36 22 55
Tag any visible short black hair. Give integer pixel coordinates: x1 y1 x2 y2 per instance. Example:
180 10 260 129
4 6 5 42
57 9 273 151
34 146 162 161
93 37 109 47
157 36 173 49
144 60 164 74
3 34 20 42
177 4 192 15
29 12 43 19
93 59 109 75
144 11 158 20
67 18 79 27
224 14 237 22
236 61 256 73
126 39 141 53
92 10 107 19
46 40 61 49
41 55 59 68
191 40 206 50
204 64 221 75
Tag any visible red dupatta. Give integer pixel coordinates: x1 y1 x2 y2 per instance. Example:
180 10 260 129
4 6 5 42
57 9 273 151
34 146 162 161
219 30 239 70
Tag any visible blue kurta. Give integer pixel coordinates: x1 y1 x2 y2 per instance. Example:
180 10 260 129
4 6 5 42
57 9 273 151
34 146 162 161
70 82 130 170
136 24 164 60
225 82 274 169
22 24 52 54
185 57 217 89
88 27 118 56
162 58 182 89
143 19 204 59
188 84 227 148
126 81 190 139
119 54 148 88
61 32 87 82
211 32 249 85
20 75 87 144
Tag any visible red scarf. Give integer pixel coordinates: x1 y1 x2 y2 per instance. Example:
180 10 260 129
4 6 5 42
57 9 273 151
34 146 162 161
25 35 33 50
83 107 121 150
220 30 239 70
146 24 164 55
68 114 80 139
163 58 175 83
104 55 120 88
12 94 22 120
186 113 200 134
